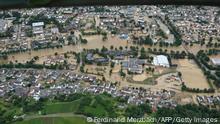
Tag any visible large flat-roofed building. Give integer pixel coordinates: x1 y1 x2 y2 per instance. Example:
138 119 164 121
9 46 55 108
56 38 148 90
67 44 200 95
153 55 170 67
121 58 147 74
211 58 220 66
32 22 44 34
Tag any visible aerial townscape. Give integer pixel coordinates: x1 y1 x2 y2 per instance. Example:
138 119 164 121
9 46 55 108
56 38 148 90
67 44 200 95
0 5 220 124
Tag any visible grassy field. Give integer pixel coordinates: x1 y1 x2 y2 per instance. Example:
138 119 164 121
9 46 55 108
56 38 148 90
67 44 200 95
83 105 107 117
14 117 92 124
44 100 80 114
40 94 114 116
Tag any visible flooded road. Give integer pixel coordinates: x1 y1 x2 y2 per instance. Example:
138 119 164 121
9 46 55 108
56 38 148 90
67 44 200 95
5 33 185 63
8 35 129 63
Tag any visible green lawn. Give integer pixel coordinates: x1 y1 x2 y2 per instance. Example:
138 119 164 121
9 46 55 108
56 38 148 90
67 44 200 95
14 117 93 124
83 105 107 117
44 100 80 114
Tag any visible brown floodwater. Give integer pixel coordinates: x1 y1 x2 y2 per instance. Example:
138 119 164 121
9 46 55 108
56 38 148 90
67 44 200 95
4 34 185 63
7 35 129 63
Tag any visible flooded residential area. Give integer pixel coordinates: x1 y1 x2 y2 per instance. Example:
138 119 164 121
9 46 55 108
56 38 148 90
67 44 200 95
0 5 220 124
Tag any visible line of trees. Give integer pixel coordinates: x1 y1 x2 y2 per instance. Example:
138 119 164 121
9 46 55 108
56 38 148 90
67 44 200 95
181 83 215 93
0 61 66 70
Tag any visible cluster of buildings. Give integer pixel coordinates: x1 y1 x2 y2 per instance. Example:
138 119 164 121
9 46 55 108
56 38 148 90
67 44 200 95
196 95 220 106
83 81 177 109
0 68 177 109
0 69 96 97
86 48 170 74
162 6 220 43
0 6 179 54
0 6 219 54
43 55 66 66
86 53 109 65
85 48 170 74
121 58 148 74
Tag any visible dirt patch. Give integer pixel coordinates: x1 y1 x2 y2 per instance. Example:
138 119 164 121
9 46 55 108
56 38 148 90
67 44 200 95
173 93 193 105
132 73 149 82
177 59 210 89
112 65 121 73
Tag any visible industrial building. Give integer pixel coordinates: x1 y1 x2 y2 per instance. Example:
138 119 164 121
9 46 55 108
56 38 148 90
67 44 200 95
153 55 170 67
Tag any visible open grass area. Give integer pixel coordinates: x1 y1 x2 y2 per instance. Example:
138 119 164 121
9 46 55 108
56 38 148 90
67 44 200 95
83 105 107 117
14 117 92 124
43 100 80 114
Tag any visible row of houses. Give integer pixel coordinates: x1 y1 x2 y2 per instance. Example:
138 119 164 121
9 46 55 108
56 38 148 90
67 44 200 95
0 68 177 109
197 95 220 106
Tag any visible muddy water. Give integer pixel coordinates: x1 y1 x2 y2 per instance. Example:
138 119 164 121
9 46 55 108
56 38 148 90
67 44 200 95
8 35 129 63
6 34 185 63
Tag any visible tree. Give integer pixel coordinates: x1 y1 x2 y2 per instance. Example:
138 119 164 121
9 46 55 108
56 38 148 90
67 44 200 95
110 45 114 50
110 62 115 68
54 52 58 56
64 53 68 58
120 69 126 78
178 72 182 77
119 46 123 51
109 69 112 76
80 66 84 73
